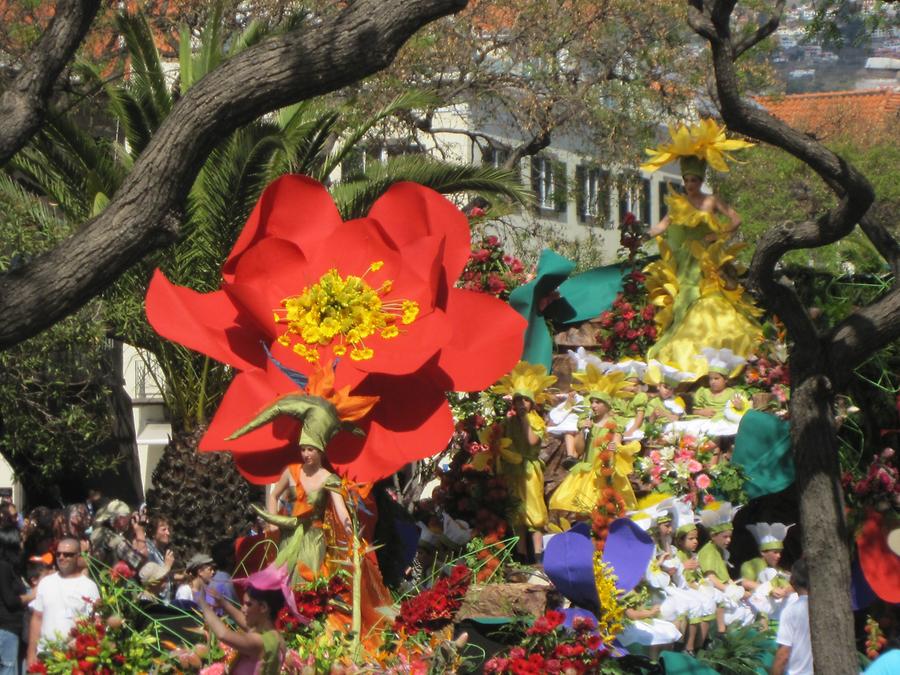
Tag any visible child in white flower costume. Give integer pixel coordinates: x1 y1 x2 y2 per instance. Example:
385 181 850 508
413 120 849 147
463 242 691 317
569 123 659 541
698 501 756 632
741 522 796 627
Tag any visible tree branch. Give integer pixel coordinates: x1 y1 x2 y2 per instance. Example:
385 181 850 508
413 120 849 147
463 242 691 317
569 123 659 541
733 0 786 59
0 0 102 165
858 212 900 281
826 285 900 385
0 0 469 349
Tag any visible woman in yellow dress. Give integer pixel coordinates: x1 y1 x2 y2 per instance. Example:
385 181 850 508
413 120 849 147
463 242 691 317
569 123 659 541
641 120 762 376
491 361 555 563
549 365 641 515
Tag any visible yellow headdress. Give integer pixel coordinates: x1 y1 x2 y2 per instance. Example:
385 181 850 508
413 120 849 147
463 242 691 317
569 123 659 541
640 119 754 175
572 364 633 405
492 361 557 405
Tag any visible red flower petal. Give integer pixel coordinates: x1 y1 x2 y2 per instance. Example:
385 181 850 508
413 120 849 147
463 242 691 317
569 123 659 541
858 510 900 603
327 370 455 482
434 289 526 391
223 176 340 281
367 182 471 286
145 270 265 371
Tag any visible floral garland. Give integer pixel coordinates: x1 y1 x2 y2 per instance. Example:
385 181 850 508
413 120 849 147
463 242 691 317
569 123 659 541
589 423 627 553
864 616 888 660
592 559 626 647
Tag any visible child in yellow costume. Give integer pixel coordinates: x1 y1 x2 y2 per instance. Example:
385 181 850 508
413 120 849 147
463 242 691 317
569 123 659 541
550 365 641 514
641 119 762 377
491 361 555 563
644 360 695 424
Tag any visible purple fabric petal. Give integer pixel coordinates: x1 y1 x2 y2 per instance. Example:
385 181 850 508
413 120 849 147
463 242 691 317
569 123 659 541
602 518 655 593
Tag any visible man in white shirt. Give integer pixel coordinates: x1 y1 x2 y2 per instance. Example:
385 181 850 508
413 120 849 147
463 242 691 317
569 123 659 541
26 537 100 667
772 558 812 675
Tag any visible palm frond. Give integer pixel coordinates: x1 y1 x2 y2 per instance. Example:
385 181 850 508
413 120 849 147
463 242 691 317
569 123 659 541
115 12 172 125
0 174 70 234
331 155 531 219
321 89 441 179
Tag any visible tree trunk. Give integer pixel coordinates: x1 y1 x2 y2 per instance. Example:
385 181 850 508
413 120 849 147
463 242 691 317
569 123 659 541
790 372 857 674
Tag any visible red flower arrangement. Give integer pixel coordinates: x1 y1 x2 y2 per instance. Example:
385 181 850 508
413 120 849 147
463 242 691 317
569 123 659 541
394 564 472 632
484 611 609 674
275 574 350 633
595 281 656 360
457 234 528 301
145 176 526 483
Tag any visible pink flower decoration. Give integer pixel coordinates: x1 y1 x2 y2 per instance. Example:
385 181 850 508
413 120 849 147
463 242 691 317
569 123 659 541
695 473 711 490
649 450 661 463
687 459 703 474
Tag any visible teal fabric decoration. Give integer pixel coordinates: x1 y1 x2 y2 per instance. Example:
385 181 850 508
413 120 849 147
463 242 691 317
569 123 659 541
659 651 719 675
553 264 624 325
509 250 623 369
509 249 575 369
732 410 795 500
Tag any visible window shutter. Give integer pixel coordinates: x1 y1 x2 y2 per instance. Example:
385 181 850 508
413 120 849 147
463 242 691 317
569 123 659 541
530 156 542 212
552 159 568 212
575 165 586 222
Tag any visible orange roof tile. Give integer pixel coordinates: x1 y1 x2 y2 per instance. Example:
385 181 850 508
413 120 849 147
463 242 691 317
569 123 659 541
755 88 900 144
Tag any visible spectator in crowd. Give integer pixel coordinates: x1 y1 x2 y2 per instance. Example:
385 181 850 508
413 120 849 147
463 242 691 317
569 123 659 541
175 554 216 606
138 562 173 604
0 525 33 675
26 537 99 668
21 557 52 669
89 500 143 571
21 507 54 561
0 492 21 530
145 516 176 602
772 558 811 675
210 539 238 609
85 490 105 522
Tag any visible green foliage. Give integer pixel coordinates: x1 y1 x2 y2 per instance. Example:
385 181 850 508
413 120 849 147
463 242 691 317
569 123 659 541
715 138 900 275
0 187 120 492
696 625 772 675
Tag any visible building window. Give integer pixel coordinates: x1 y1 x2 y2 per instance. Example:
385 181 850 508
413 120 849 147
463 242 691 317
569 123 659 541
483 145 510 168
641 179 652 225
531 156 567 212
575 165 610 226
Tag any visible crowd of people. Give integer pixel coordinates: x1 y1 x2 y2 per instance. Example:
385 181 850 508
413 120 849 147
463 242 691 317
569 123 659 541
0 492 285 674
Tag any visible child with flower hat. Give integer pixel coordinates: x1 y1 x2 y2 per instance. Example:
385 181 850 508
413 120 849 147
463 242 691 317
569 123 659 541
672 499 717 653
698 501 756 632
548 365 641 514
644 360 695 425
741 522 796 626
630 497 700 652
491 361 555 563
669 348 750 442
609 360 649 441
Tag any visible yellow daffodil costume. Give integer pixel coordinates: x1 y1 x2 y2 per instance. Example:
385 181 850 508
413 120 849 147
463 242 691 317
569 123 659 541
641 119 762 377
490 362 556 531
549 366 641 513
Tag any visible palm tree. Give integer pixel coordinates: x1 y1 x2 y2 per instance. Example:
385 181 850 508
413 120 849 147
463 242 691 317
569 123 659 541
3 6 528 557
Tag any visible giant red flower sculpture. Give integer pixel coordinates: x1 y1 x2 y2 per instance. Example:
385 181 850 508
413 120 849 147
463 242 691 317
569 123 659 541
146 176 525 483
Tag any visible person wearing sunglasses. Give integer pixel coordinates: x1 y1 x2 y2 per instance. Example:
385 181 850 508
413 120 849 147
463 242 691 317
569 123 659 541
25 538 99 669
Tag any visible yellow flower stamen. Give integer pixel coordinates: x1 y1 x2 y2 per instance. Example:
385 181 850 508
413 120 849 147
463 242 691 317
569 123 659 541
274 263 419 363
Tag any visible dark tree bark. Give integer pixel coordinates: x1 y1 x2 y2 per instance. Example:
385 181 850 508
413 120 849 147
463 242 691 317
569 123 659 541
0 0 102 165
686 1 900 673
0 0 468 349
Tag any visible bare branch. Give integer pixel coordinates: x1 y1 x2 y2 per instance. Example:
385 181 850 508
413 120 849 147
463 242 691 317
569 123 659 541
0 0 102 165
858 213 900 281
827 285 900 384
733 0 787 59
0 0 469 349
686 1 717 43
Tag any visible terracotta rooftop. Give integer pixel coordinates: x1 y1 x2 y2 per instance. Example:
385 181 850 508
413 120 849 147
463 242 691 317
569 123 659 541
755 88 900 143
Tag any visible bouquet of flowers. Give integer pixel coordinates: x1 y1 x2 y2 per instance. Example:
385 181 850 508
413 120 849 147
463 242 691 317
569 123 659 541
595 280 657 360
633 433 747 504
394 564 472 633
457 234 528 300
843 448 900 517
483 611 612 674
